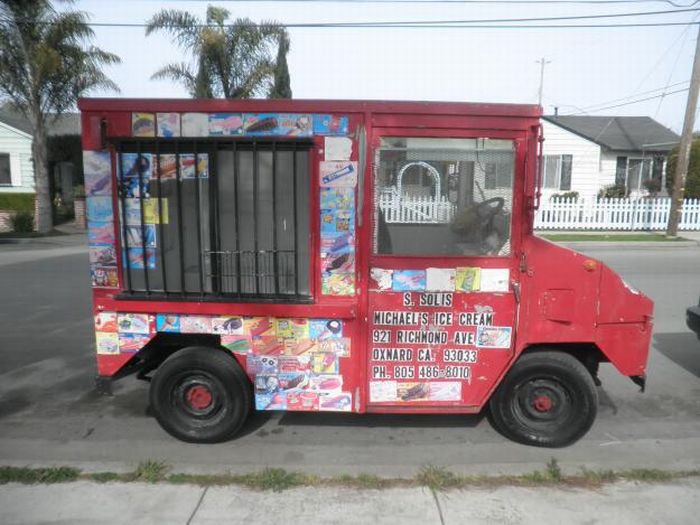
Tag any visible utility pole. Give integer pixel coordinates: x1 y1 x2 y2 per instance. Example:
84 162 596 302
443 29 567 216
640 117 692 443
667 25 700 237
536 57 551 107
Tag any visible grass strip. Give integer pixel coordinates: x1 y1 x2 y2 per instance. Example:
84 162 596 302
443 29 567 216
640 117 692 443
0 460 698 492
540 233 683 242
0 466 80 484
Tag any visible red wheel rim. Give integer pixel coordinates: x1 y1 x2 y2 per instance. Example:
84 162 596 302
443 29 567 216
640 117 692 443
185 385 213 410
533 394 553 413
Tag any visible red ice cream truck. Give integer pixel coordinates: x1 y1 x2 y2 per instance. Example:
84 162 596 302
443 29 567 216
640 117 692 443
79 99 653 447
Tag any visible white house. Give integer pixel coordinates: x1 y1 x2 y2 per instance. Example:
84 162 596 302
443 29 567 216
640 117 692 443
541 115 679 200
0 106 81 199
0 111 34 193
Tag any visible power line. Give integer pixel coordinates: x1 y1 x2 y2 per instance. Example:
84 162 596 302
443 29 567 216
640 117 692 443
10 7 700 29
13 21 697 29
122 0 700 5
255 7 700 27
580 79 690 110
654 24 699 118
630 11 699 95
568 87 689 114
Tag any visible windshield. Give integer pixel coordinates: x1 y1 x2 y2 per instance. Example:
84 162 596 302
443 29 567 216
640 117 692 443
373 137 515 257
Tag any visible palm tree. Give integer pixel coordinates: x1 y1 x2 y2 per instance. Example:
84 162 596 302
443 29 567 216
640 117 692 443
146 5 287 99
0 0 120 233
269 31 292 99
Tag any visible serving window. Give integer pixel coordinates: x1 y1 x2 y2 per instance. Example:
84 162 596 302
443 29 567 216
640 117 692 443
374 137 514 257
116 139 312 301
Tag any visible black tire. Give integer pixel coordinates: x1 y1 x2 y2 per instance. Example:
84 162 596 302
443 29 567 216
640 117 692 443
149 346 251 443
488 351 598 448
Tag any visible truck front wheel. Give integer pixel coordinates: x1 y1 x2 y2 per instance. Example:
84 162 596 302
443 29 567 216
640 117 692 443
488 351 598 448
149 346 251 443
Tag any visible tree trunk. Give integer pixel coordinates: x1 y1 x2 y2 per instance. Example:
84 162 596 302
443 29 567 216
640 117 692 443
32 127 53 234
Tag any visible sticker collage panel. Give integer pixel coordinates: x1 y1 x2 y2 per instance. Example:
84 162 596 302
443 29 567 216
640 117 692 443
95 311 354 413
370 267 510 293
320 135 357 297
94 312 155 356
119 152 155 270
117 152 208 270
131 112 348 139
85 150 119 288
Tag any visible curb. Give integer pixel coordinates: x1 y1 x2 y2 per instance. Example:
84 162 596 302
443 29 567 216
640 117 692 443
0 233 87 247
0 457 698 480
0 238 36 245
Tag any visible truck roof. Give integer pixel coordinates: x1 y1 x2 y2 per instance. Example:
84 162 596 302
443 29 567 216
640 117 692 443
78 98 542 118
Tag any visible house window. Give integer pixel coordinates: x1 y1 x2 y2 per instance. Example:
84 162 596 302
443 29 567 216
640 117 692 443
615 156 627 186
116 139 311 301
615 156 656 193
484 163 513 189
627 158 652 192
543 154 572 190
0 153 11 185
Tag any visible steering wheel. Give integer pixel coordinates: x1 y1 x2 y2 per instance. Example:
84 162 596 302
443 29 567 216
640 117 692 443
474 197 505 227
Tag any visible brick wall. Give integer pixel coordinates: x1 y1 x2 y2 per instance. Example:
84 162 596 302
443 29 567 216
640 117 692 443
0 210 14 233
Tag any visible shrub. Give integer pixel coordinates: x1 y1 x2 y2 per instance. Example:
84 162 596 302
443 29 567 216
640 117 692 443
665 140 700 199
643 178 662 197
550 191 579 200
10 211 34 232
598 184 627 198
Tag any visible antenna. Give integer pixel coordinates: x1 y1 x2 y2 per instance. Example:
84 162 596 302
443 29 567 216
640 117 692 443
536 57 552 107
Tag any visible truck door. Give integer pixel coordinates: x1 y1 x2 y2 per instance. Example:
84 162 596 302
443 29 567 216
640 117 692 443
365 134 522 410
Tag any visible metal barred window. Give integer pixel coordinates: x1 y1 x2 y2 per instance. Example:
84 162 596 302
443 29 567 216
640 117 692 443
114 138 312 302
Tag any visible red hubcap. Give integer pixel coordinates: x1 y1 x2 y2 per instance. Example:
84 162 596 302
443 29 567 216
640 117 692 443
533 394 553 412
186 385 213 410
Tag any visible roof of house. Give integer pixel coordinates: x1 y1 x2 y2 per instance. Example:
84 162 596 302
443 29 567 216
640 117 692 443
0 105 80 137
542 115 679 153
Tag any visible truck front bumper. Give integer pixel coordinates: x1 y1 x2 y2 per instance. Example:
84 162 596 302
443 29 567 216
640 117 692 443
687 305 700 340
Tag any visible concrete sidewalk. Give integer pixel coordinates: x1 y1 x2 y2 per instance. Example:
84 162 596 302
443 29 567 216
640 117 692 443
1 479 698 524
0 222 88 267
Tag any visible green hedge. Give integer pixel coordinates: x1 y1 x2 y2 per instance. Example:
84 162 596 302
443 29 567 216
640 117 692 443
0 193 35 213
666 140 700 199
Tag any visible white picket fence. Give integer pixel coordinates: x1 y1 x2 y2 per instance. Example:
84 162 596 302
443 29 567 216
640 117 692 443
379 193 455 224
535 197 700 231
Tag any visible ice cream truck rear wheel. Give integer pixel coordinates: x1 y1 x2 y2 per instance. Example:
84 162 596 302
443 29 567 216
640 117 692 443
488 351 598 448
149 346 251 443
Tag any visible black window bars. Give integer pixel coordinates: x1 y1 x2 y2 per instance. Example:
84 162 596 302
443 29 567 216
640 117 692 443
114 138 313 303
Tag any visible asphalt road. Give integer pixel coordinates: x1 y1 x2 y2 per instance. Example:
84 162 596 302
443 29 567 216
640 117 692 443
1 237 699 476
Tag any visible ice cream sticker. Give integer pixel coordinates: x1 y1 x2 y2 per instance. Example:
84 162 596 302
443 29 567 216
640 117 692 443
479 268 510 292
313 115 349 136
243 113 312 137
181 113 209 136
324 136 352 161
156 113 181 138
320 161 357 188
455 267 481 292
426 268 456 292
476 326 512 348
132 113 155 137
209 113 243 136
83 151 112 197
392 270 426 292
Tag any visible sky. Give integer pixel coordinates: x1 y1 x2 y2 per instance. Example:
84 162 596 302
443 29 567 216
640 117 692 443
61 0 700 133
